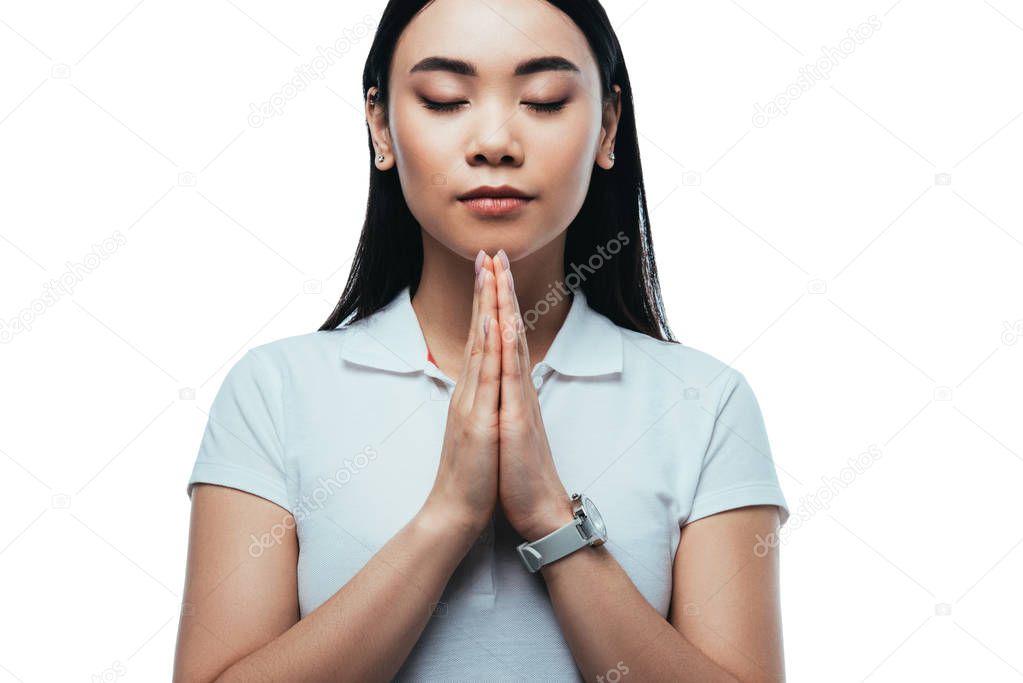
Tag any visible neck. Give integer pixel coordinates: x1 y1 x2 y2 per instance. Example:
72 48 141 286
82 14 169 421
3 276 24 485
411 232 572 381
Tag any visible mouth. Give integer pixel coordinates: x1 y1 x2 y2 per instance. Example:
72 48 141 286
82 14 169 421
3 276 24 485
457 185 535 217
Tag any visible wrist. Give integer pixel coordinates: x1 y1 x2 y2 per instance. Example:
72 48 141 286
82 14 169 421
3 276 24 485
417 501 488 546
521 497 576 542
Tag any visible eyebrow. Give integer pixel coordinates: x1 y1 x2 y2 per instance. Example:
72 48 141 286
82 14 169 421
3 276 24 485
409 55 581 77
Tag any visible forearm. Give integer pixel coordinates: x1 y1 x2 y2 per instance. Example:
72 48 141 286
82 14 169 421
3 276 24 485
541 544 740 683
215 507 478 683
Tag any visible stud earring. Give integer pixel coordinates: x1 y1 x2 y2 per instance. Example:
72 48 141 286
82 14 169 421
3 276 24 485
608 151 615 162
376 154 385 163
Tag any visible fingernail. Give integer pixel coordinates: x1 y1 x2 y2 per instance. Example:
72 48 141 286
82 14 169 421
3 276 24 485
475 249 485 274
482 314 490 338
476 266 485 288
496 249 510 271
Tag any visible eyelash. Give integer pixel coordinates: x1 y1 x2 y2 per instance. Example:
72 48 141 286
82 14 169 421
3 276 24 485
420 98 567 114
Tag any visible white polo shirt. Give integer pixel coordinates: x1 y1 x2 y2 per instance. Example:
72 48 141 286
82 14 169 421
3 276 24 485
186 285 790 681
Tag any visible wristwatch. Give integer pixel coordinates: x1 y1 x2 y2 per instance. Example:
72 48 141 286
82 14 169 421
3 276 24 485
516 493 608 573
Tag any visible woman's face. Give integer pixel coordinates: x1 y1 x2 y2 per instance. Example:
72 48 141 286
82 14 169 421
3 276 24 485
366 0 621 262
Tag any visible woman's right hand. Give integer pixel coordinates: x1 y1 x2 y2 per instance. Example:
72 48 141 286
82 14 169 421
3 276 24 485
422 252 501 539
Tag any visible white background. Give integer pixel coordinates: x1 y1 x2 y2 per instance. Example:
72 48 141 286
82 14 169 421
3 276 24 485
1 1 1021 681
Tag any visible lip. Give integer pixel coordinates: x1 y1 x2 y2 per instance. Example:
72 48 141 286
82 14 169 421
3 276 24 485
457 184 534 200
459 196 533 216
457 185 534 216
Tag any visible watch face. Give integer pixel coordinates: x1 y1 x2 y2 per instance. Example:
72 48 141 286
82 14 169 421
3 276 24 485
581 496 606 539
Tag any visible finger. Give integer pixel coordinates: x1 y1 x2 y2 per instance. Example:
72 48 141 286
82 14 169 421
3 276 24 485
466 254 487 357
498 252 534 401
506 262 534 396
469 257 501 412
453 254 486 404
462 257 497 404
494 251 525 411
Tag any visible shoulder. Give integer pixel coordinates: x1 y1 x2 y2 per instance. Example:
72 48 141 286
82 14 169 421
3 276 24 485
616 326 743 401
241 328 351 376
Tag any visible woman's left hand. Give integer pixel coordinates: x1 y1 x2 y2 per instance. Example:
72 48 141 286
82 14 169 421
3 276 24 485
492 250 575 542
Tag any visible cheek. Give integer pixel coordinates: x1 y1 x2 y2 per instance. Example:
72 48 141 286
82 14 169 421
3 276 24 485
388 110 460 227
393 111 453 170
532 117 597 220
543 131 594 186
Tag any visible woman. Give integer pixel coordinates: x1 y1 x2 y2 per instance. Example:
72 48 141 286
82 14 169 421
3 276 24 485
175 1 790 680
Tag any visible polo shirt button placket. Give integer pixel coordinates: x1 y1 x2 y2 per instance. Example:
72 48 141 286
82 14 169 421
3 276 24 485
463 513 497 604
477 513 494 546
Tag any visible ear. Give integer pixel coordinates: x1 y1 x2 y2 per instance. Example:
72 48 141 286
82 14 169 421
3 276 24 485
595 85 622 170
366 86 395 171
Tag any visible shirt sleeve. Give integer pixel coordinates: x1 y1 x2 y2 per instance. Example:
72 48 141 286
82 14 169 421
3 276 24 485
684 369 790 528
186 348 292 514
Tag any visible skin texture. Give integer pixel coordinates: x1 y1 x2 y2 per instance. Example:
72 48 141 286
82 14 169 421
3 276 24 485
173 0 786 680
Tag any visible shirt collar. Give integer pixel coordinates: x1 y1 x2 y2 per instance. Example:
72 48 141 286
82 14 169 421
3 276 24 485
339 285 623 378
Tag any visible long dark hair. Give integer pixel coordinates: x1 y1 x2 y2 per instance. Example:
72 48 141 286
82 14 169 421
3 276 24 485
318 0 675 343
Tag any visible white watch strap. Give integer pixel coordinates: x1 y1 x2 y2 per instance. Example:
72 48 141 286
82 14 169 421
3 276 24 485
516 518 589 572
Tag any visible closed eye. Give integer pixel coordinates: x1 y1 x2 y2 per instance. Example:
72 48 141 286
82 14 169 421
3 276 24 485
420 98 466 112
419 97 567 114
524 100 567 113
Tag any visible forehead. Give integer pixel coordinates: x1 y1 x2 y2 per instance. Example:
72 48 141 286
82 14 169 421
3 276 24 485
392 0 599 84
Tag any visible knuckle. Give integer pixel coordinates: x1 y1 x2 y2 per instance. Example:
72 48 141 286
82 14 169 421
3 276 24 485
480 363 500 383
458 417 489 443
501 323 517 345
450 401 471 423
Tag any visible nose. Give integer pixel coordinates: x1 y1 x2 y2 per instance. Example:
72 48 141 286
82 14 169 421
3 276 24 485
465 102 524 167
